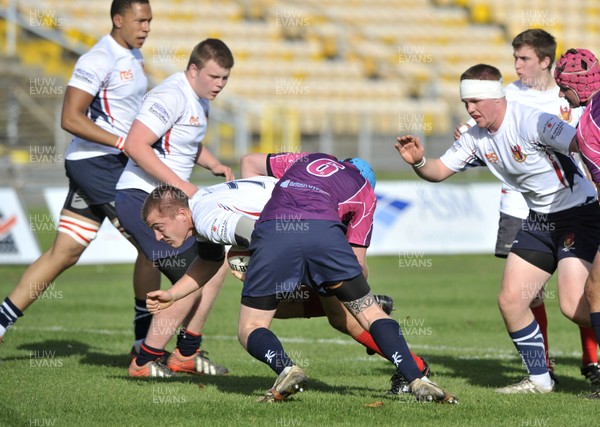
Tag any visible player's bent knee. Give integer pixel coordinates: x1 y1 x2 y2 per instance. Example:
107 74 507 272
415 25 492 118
563 309 589 327
57 215 99 248
558 300 589 326
497 291 524 317
237 324 252 345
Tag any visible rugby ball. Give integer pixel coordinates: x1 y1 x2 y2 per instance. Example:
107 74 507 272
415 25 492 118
227 246 251 273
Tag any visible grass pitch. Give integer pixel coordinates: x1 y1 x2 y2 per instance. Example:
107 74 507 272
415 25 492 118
0 243 597 426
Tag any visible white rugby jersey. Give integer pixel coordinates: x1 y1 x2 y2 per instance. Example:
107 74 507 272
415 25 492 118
189 176 277 245
473 81 585 218
65 35 147 160
117 72 210 193
443 101 596 214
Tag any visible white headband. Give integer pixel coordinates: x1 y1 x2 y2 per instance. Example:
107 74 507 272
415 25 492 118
460 79 505 100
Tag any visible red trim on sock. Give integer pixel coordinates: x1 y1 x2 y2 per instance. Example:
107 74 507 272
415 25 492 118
140 342 165 356
354 330 384 357
580 326 598 365
353 331 426 371
410 351 426 372
184 330 202 338
531 304 551 370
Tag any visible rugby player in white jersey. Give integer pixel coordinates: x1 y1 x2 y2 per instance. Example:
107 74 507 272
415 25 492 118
453 29 599 386
0 0 158 352
396 63 600 394
115 39 234 377
125 150 428 385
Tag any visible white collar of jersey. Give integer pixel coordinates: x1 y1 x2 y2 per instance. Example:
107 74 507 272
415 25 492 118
460 79 505 100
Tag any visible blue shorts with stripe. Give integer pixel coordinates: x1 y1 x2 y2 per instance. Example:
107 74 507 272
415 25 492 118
241 220 363 299
511 201 600 267
62 153 128 222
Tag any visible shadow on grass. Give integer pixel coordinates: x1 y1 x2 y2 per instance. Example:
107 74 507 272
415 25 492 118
370 353 590 393
117 372 381 399
14 339 132 367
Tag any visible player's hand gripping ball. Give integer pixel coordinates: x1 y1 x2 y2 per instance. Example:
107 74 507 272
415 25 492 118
227 246 251 281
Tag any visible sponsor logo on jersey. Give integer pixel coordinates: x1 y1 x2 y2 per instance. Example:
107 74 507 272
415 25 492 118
148 103 169 124
72 68 95 85
119 69 134 81
279 179 326 194
485 151 499 163
189 116 200 126
510 145 527 163
450 140 462 153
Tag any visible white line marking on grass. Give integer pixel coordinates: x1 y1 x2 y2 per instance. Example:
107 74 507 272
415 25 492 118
13 325 581 359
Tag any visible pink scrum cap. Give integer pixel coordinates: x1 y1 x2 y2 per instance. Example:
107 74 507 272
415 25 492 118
554 48 600 104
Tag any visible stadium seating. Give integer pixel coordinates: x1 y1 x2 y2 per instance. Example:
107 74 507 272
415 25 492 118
450 0 600 52
3 0 598 143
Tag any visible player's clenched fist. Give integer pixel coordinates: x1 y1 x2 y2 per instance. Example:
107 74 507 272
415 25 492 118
395 135 425 165
146 290 175 314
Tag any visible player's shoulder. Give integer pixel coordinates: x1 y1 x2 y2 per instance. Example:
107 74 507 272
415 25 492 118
506 102 548 136
588 92 600 117
507 100 539 117
70 37 118 86
504 80 522 93
144 73 187 108
159 73 191 102
79 35 120 63
150 72 182 91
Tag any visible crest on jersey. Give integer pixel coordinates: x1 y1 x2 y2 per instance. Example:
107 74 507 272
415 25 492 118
559 105 573 123
511 145 527 163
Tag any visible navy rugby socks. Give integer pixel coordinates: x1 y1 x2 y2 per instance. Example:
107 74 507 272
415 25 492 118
177 329 202 357
509 320 552 388
247 327 293 375
133 298 152 345
369 318 423 382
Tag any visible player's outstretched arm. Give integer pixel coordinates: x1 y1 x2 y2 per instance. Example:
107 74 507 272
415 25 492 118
394 135 455 182
395 135 424 164
240 153 269 178
146 256 222 313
